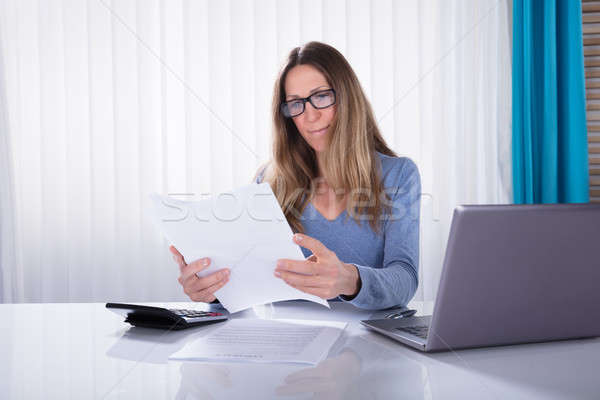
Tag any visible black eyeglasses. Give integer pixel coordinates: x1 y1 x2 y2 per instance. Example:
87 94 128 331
281 88 336 118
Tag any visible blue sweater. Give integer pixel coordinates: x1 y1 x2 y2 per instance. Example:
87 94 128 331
257 152 421 310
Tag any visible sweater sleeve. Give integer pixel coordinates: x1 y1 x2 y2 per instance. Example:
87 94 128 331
339 158 421 310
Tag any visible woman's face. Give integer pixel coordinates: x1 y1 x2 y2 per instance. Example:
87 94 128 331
284 64 336 153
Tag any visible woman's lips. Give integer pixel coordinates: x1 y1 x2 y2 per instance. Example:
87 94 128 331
309 126 329 136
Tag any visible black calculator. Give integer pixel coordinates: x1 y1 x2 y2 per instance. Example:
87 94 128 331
106 303 229 330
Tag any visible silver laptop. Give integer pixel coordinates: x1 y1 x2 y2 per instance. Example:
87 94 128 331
361 203 600 352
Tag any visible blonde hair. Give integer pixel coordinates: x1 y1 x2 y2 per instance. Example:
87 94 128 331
262 41 397 234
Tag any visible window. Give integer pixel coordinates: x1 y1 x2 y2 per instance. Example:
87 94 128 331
583 0 600 202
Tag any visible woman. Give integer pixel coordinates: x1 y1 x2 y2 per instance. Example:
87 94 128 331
171 41 421 310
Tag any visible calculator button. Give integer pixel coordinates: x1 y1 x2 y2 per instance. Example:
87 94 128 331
187 312 210 317
167 308 226 319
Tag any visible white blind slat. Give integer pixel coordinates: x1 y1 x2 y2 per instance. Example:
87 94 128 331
162 0 187 195
39 0 69 301
231 0 257 187
112 0 141 300
16 0 43 301
208 1 234 193
184 0 212 197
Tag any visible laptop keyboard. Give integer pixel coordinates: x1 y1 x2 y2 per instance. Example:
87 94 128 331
396 325 429 339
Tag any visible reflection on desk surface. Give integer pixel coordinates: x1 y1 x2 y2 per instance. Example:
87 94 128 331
1 301 599 399
174 334 426 400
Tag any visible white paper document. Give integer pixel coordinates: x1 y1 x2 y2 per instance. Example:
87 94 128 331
169 318 347 364
147 183 329 313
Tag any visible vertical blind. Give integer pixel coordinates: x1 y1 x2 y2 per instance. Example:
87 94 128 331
0 0 512 303
583 0 600 202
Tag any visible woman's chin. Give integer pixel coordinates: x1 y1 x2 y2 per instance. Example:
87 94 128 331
308 139 329 153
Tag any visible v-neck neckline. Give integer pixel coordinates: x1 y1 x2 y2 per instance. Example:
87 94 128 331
308 201 347 223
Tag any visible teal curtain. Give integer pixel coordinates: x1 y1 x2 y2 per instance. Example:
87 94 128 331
512 0 589 203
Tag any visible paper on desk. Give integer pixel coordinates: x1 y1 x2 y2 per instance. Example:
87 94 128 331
147 183 329 313
169 318 347 364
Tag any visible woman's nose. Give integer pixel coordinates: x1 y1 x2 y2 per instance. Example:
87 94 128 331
304 101 320 122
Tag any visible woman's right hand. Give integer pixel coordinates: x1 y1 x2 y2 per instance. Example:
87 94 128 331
169 245 230 303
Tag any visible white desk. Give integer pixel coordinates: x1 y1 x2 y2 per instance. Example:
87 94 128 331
0 301 597 399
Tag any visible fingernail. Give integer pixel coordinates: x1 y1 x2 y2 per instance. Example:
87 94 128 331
203 258 210 266
274 271 281 278
277 260 284 268
225 269 230 276
294 234 302 242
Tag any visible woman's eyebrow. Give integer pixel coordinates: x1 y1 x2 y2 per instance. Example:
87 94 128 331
286 85 330 100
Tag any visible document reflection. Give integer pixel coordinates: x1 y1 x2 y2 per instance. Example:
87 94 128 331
173 335 426 399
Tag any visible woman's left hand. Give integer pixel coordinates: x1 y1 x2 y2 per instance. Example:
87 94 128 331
275 233 361 299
